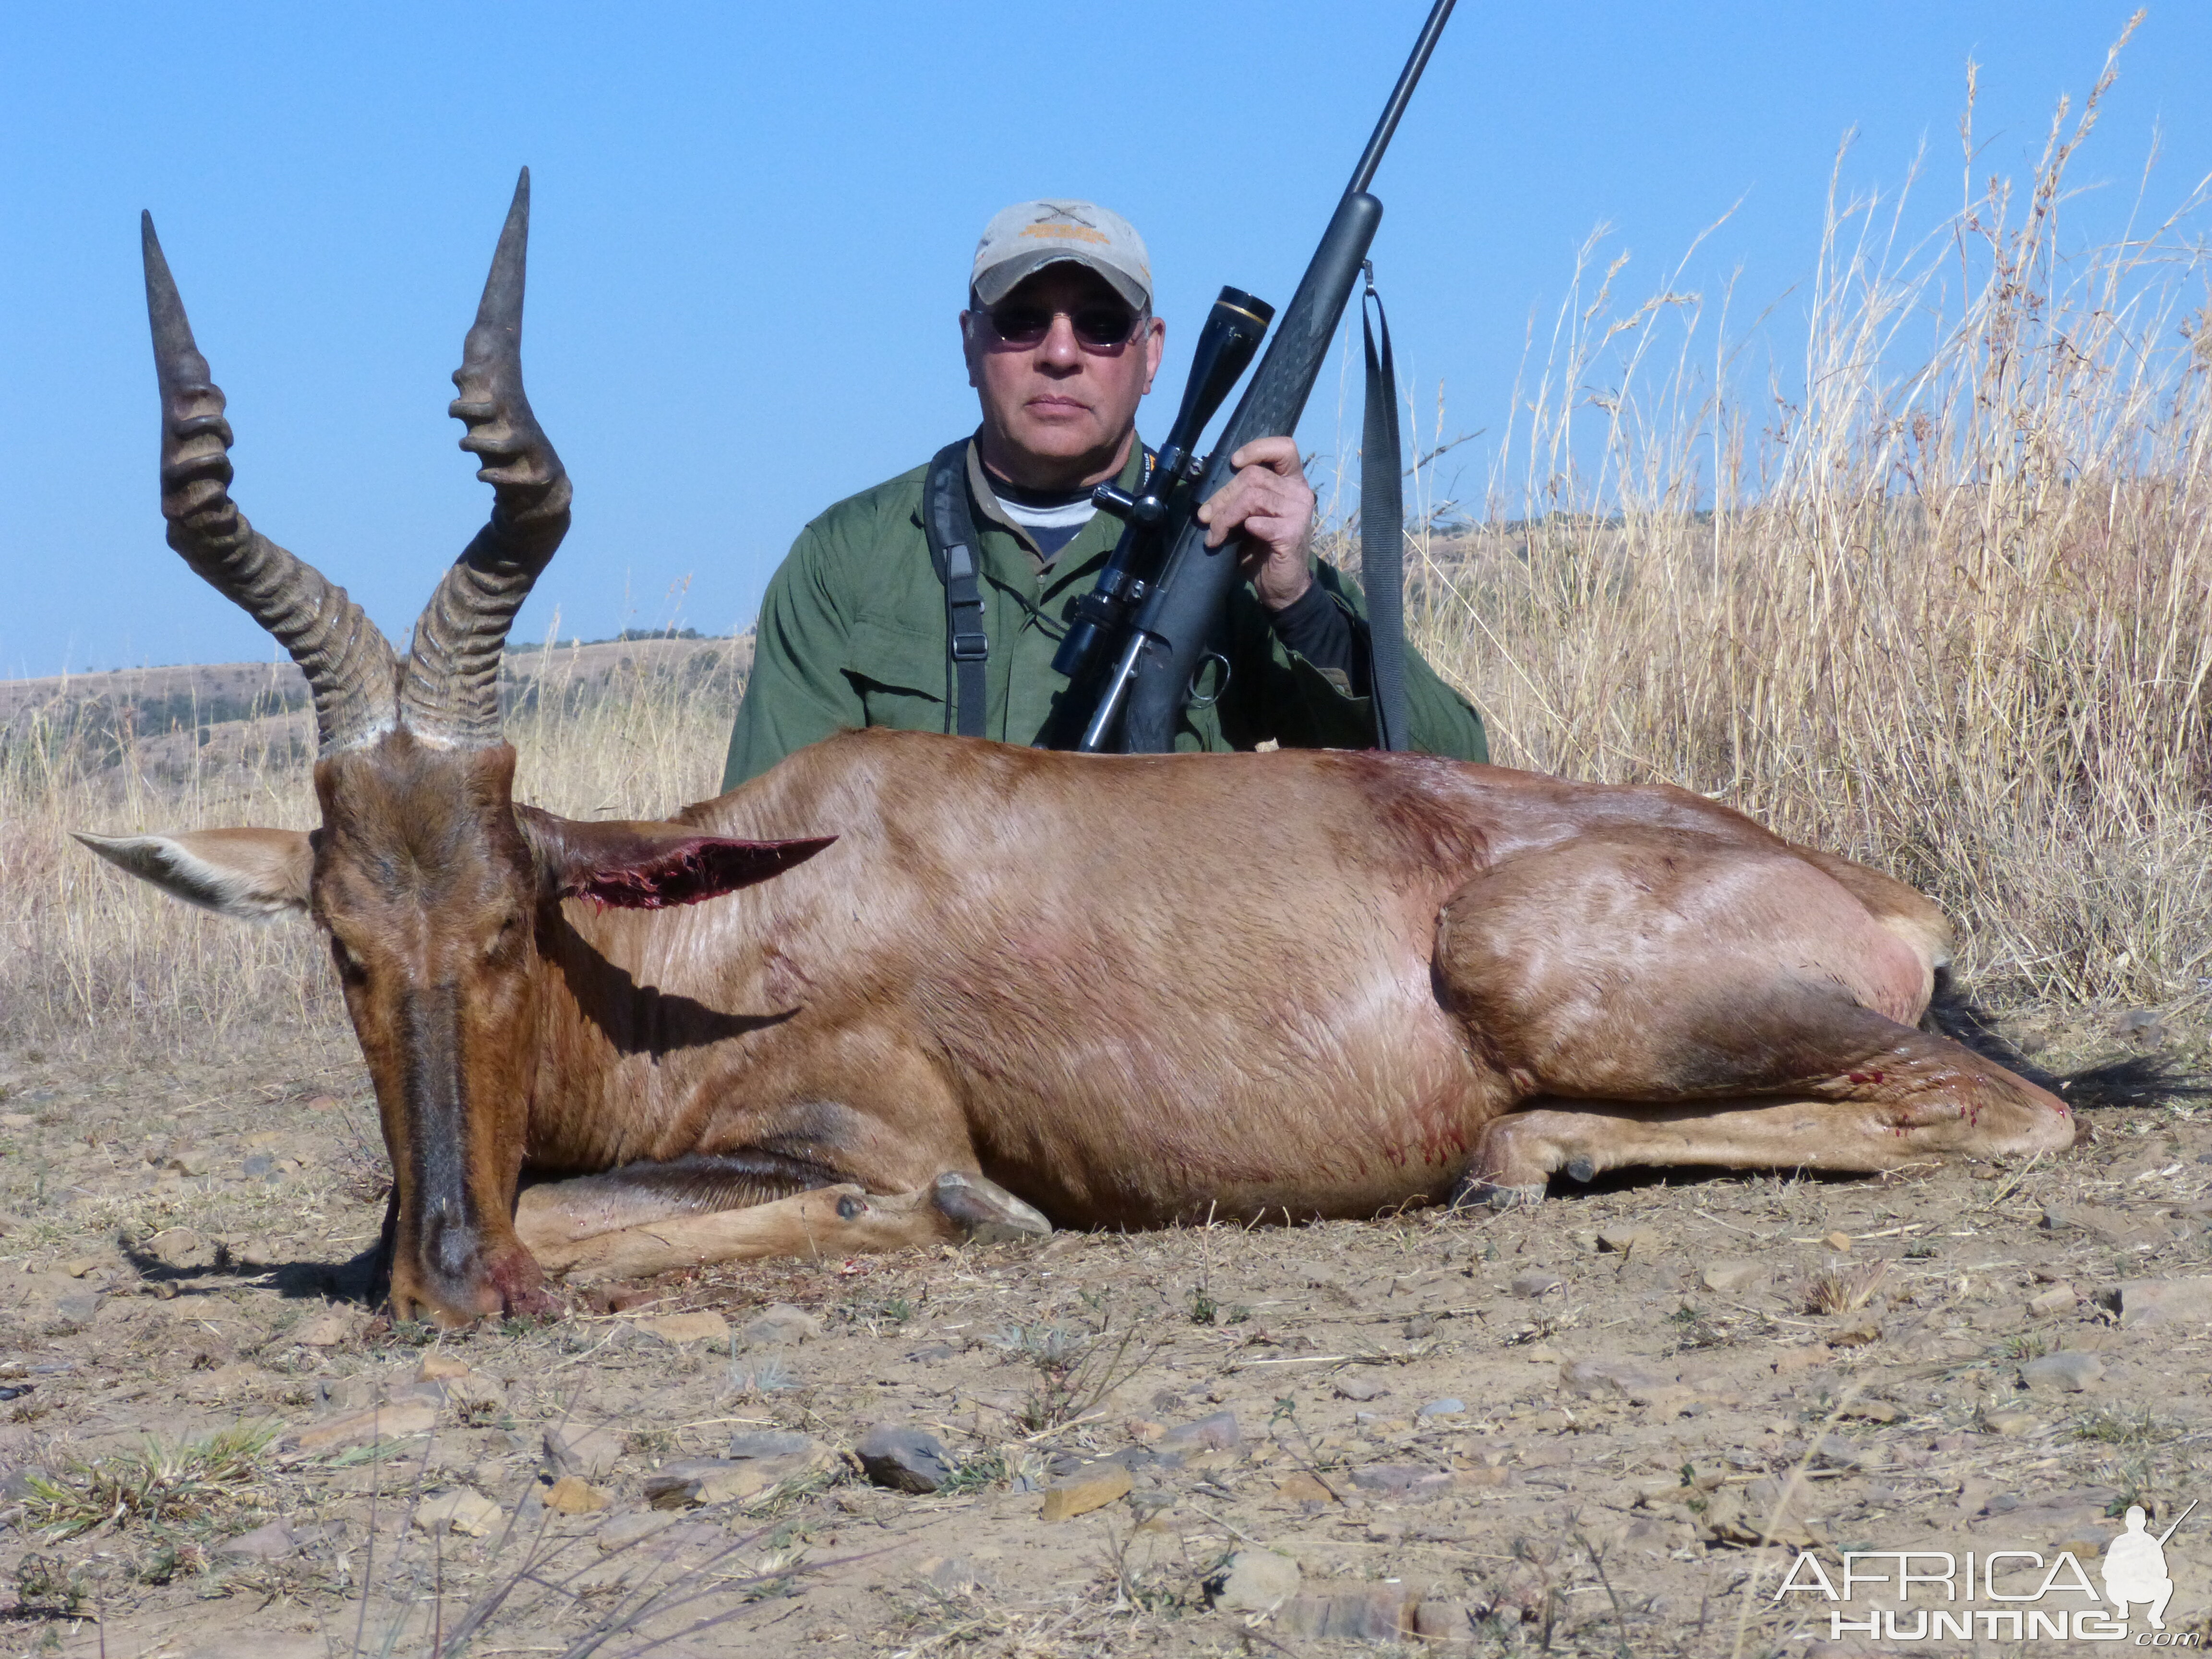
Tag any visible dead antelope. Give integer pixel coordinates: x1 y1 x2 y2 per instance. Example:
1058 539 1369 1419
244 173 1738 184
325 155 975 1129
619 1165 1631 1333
80 174 2074 1328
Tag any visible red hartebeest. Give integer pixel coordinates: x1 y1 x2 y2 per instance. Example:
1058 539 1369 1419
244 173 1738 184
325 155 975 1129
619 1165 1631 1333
80 175 2074 1327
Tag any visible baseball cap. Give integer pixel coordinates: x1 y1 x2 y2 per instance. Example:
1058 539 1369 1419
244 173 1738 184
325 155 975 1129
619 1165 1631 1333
970 200 1152 313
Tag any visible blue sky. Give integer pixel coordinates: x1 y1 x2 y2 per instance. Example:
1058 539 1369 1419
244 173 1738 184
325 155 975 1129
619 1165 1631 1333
2 1 2204 678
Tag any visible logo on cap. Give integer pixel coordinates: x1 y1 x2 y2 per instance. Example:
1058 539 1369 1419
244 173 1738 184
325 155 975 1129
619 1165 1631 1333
1020 223 1109 245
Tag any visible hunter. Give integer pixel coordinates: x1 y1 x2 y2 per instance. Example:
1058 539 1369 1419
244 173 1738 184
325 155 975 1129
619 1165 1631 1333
721 198 1487 787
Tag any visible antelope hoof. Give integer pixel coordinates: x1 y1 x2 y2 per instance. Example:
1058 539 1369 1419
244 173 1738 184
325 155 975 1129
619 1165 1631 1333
1452 1177 1546 1212
933 1171 1051 1245
1563 1155 1598 1184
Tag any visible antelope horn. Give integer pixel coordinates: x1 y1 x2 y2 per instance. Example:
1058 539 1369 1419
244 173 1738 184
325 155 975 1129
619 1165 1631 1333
398 168 572 746
144 214 399 755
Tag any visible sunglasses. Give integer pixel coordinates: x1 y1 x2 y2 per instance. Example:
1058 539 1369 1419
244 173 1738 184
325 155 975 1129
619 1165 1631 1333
979 300 1143 353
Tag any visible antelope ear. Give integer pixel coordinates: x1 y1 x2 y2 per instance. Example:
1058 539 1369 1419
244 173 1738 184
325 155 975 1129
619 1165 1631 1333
73 828 314 920
516 809 833 910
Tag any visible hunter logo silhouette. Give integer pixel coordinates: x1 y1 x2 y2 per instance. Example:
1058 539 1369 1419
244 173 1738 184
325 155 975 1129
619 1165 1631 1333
2105 1500 2194 1631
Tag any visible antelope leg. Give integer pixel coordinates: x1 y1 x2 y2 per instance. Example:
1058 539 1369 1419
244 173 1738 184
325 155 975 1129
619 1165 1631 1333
525 1172 1048 1283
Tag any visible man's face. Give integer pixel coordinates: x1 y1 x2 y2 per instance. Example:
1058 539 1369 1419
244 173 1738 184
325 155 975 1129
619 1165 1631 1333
962 263 1166 490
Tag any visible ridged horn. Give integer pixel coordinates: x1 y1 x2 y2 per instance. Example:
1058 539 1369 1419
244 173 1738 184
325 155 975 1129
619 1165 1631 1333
144 213 399 755
398 168 573 746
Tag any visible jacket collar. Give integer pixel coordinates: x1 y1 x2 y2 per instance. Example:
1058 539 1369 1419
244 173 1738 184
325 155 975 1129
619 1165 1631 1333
963 437 1148 569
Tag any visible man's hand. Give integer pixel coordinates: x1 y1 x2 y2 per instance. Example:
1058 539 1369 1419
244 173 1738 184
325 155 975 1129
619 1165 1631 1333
1193 435 1317 611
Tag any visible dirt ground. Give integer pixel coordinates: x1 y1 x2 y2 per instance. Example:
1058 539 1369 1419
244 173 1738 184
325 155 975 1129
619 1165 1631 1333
0 1005 2206 1659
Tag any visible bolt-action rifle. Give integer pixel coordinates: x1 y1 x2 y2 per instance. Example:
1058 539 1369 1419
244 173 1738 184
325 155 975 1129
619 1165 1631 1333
1051 0 1457 754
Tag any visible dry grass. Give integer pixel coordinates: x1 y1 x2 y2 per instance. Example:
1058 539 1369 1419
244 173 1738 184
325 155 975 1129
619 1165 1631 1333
23 1420 280 1540
1382 22 2212 1008
9 28 2212 1056
0 642 743 1054
1797 1257 1891 1317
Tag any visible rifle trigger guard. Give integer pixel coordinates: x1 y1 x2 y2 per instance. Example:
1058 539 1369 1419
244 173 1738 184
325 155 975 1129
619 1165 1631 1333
1187 650 1231 710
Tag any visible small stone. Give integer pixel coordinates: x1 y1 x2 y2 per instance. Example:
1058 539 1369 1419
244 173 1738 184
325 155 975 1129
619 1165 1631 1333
1984 1411 2041 1437
637 1310 729 1346
1274 1470 1339 1504
61 1258 104 1279
1417 1398 1465 1418
1561 1358 1667 1400
2113 1008 2169 1048
1510 1269 1564 1298
303 1094 343 1112
644 1446 825 1508
1821 1230 1853 1251
1597 1227 1658 1257
294 1310 360 1347
644 1458 743 1509
597 1511 675 1551
924 1554 987 1592
241 1153 277 1178
1699 1260 1763 1295
544 1424 623 1481
1839 1399 1900 1424
215 1518 300 1559
164 1145 213 1177
1156 1411 1240 1452
445 1372 507 1418
414 1489 500 1537
147 1228 204 1269
1414 1599 1478 1645
2027 1285 2077 1319
2020 1352 2104 1394
1349 1464 1455 1502
1334 1374 1386 1403
1040 1462 1132 1521
228 1237 280 1268
1209 1549 1301 1612
543 1476 610 1515
854 1424 956 1494
49 1291 99 1331
295 1401 439 1453
2116 1277 2212 1329
728 1430 815 1460
418 1352 470 1382
1278 1585 1416 1641
739 1304 821 1347
1704 1486 1815 1548
1829 1319 1882 1347
1808 1433 1862 1469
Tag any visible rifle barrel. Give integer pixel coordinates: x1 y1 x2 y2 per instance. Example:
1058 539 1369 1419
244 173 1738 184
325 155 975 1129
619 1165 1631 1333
1346 0 1459 195
2156 1497 2199 1547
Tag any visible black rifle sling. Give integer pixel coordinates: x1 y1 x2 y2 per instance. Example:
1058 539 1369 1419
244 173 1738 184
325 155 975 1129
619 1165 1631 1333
1360 267 1409 752
924 441 989 738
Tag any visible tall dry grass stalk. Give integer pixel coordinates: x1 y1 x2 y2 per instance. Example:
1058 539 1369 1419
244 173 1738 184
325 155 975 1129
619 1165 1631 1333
0 644 742 1053
1393 28 2212 1006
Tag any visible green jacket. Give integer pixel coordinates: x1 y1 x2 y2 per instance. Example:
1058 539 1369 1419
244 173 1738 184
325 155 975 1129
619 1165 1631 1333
721 440 1487 789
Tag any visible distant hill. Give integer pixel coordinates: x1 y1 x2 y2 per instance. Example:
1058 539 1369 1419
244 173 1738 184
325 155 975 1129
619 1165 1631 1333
0 632 754 777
